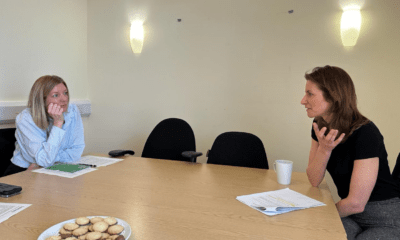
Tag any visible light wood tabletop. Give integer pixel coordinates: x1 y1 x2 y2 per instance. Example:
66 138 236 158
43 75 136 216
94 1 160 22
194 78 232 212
0 156 346 240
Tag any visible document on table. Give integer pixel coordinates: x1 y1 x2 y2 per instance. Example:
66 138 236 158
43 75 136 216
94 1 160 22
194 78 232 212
76 155 124 167
32 155 123 178
236 188 326 216
33 165 96 178
0 202 31 223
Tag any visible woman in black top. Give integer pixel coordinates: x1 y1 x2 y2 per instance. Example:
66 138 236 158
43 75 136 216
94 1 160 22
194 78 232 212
300 66 400 239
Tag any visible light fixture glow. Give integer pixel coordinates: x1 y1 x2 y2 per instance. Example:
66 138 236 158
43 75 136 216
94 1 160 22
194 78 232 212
340 9 361 47
130 21 144 53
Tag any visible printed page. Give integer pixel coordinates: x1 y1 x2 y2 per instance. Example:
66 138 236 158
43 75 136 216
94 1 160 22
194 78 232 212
75 155 124 167
0 203 31 223
32 155 122 178
33 167 96 178
236 188 325 216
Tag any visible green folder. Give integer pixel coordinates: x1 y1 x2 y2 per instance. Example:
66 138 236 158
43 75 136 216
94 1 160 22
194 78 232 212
46 164 89 173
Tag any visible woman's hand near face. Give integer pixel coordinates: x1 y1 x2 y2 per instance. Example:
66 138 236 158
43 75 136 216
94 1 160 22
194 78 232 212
48 103 64 128
306 124 345 187
313 122 345 153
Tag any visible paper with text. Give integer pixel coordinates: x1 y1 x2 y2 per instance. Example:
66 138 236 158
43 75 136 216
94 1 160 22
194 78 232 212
75 155 124 167
0 203 31 223
32 155 123 178
236 188 326 216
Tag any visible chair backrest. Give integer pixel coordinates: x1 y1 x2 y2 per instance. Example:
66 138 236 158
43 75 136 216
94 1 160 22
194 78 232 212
392 152 400 180
207 131 269 169
0 128 17 177
141 118 196 161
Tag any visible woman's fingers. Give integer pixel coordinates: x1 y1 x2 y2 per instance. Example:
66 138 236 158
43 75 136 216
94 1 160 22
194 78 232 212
326 129 338 141
334 133 346 145
312 122 319 132
48 103 62 115
47 103 64 123
313 123 329 141
313 122 344 151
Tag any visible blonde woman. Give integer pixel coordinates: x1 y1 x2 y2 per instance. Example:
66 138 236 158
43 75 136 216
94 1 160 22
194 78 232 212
3 75 85 176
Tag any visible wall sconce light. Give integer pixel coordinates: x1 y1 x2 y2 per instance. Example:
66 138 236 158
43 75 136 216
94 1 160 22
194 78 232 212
130 21 144 53
340 9 362 47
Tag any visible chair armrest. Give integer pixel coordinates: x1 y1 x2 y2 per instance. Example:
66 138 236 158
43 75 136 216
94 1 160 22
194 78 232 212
108 150 135 157
182 151 203 162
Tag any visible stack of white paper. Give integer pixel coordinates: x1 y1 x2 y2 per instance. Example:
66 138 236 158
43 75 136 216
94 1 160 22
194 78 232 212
0 203 31 223
236 188 326 216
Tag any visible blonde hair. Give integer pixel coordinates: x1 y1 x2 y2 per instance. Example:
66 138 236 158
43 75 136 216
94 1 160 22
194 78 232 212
28 75 69 130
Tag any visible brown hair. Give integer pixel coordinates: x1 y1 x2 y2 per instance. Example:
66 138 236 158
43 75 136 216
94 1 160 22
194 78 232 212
305 65 369 142
28 75 69 130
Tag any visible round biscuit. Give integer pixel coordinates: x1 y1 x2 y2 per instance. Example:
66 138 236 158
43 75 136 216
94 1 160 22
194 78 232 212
60 233 73 239
45 236 61 240
93 221 109 232
78 234 87 240
90 217 104 224
75 217 90 226
85 231 102 240
59 227 72 234
72 227 88 236
104 217 117 226
107 225 124 235
101 232 110 238
88 225 95 232
64 223 79 231
65 237 78 240
81 225 90 230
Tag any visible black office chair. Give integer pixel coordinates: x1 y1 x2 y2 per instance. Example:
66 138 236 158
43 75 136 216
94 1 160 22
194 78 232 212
141 118 202 162
206 131 269 169
0 128 17 177
392 152 400 181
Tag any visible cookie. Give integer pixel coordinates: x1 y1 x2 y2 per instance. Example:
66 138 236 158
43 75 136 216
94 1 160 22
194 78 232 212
75 217 90 226
85 232 102 240
101 232 110 239
78 234 87 240
109 235 125 240
104 217 117 226
90 217 104 224
93 221 109 232
88 225 95 232
107 225 124 235
72 227 88 237
65 237 78 240
60 233 73 239
45 236 61 240
64 223 79 231
81 225 90 231
59 228 72 235
108 236 119 240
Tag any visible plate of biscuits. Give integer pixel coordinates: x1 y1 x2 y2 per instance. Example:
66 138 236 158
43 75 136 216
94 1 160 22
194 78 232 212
38 216 131 240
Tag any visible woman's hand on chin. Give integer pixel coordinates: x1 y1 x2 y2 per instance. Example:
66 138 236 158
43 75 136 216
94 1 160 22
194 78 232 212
48 103 64 128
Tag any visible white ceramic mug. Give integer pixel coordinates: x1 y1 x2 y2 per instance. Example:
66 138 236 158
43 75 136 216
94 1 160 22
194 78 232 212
273 160 293 185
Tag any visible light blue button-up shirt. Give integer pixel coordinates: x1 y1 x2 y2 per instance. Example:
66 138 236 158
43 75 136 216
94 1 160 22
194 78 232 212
11 104 85 168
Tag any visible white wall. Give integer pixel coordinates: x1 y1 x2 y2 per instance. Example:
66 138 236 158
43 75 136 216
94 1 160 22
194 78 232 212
86 0 400 164
86 0 400 201
0 0 88 102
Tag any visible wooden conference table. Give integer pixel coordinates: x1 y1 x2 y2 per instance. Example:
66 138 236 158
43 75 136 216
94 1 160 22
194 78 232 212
0 156 346 240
